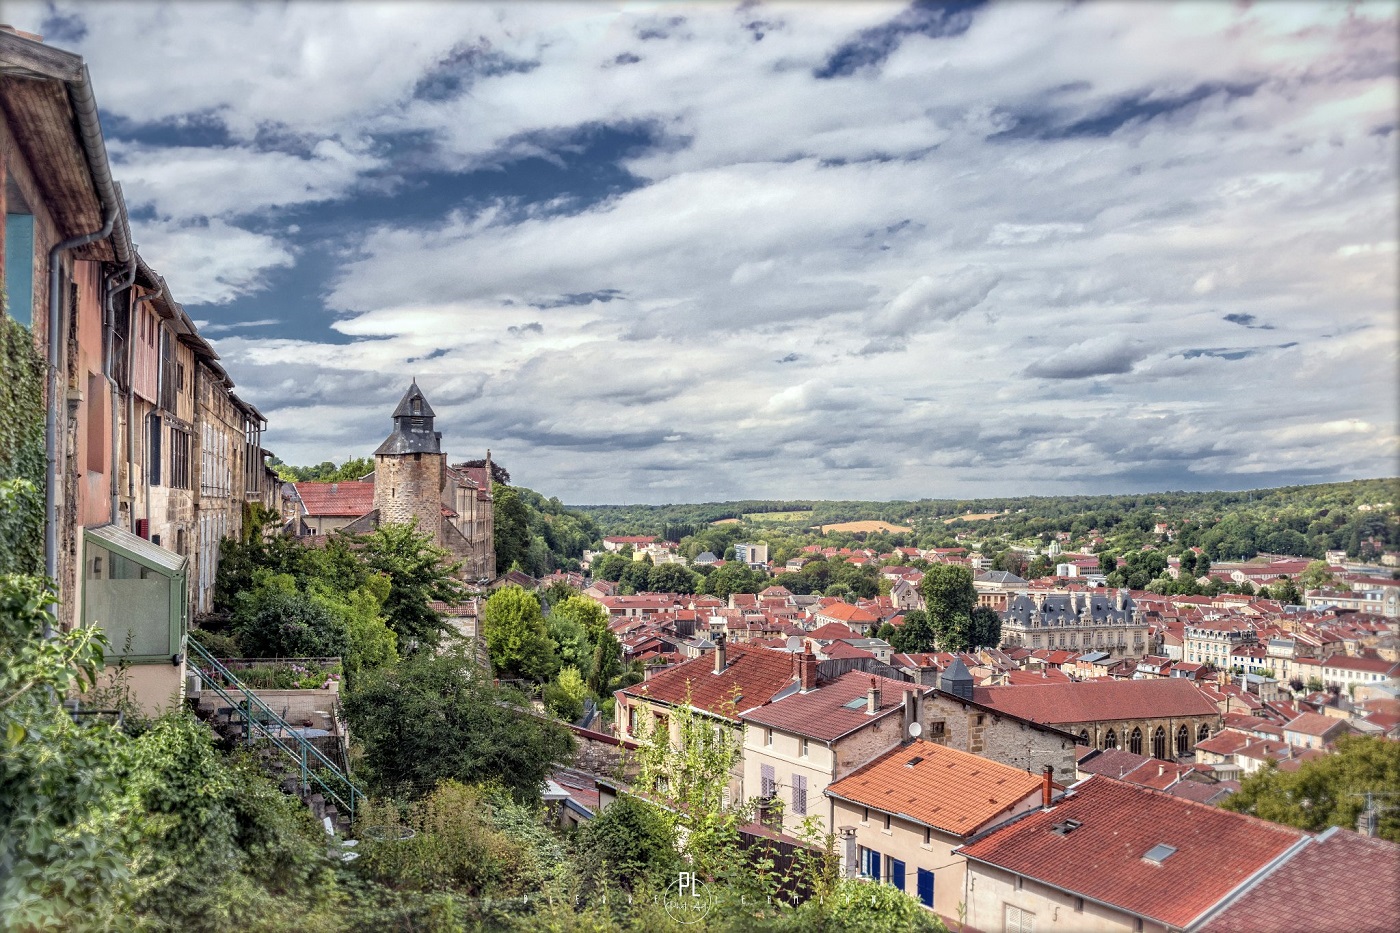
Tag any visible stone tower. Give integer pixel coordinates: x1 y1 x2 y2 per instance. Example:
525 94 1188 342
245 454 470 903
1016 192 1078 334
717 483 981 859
372 380 445 541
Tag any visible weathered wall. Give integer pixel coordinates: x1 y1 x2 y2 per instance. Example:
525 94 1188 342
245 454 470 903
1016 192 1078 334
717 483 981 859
925 692 1079 782
964 860 1168 933
373 451 443 539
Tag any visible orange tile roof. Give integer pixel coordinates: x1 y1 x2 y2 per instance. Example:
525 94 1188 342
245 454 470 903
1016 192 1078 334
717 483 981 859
827 740 1043 837
293 481 375 517
974 679 1219 725
959 775 1307 929
817 602 880 624
620 643 795 721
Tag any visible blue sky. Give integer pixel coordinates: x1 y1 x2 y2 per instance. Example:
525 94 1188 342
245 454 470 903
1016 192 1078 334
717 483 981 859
14 1 1397 503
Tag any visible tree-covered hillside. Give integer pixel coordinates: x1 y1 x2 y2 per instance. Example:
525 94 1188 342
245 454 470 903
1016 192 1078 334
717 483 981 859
575 478 1400 563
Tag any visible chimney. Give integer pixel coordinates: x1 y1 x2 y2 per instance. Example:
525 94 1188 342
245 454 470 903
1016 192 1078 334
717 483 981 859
867 677 880 714
797 651 818 691
903 687 918 737
713 632 727 674
1041 764 1054 808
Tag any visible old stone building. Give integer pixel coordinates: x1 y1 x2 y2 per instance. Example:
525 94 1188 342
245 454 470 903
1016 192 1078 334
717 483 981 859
974 679 1223 760
998 588 1149 658
302 381 496 581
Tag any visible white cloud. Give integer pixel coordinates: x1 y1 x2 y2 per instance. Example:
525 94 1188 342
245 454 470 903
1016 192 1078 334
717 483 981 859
133 218 295 305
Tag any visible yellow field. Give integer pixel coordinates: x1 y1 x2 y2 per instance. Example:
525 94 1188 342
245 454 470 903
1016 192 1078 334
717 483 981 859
820 520 913 534
943 512 1004 524
742 510 813 522
711 518 741 524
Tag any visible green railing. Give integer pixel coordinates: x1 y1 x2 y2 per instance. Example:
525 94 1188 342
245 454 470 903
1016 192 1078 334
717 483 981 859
188 639 364 823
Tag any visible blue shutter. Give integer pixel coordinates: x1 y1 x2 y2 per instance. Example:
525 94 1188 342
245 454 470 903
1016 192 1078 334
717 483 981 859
917 868 934 907
890 858 906 891
3 213 35 327
860 846 882 880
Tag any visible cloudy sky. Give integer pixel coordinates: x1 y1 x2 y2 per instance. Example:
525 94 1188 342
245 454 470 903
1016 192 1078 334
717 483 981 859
14 1 1397 503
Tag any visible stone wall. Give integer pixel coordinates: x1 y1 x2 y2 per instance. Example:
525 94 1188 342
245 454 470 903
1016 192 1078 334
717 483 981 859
925 691 1079 781
373 451 443 539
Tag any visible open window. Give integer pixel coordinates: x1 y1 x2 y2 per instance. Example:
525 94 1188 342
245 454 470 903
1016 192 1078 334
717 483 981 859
82 524 188 664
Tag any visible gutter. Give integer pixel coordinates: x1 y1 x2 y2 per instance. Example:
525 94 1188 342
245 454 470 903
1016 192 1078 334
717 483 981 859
41 59 131 632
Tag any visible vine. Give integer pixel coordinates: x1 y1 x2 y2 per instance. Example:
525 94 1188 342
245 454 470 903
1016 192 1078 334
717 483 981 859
0 290 47 576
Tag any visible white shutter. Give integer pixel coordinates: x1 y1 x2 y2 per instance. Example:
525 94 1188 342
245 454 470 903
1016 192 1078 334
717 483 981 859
1005 905 1036 933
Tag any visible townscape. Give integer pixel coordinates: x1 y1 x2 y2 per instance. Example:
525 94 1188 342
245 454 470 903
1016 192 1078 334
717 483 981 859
2 9 1399 933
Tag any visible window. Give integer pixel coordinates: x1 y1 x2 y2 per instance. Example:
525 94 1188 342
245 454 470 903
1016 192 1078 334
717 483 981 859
1103 729 1117 750
3 208 35 327
1077 729 1090 745
627 705 637 736
924 827 932 846
859 846 882 880
1005 904 1036 933
1177 725 1190 756
1152 726 1167 760
916 868 934 908
861 807 869 824
765 727 773 747
147 415 162 486
1074 896 1084 912
760 764 775 798
800 737 809 758
1198 723 1211 742
86 372 106 472
1129 727 1143 756
889 858 906 891
171 428 191 490
883 813 892 831
792 774 807 815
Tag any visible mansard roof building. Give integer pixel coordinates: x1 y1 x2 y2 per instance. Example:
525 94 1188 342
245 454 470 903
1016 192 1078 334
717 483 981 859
999 588 1149 659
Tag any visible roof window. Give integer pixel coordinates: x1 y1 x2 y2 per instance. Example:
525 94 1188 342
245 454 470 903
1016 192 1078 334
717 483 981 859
1050 818 1082 836
905 756 924 768
1142 843 1177 865
842 697 867 711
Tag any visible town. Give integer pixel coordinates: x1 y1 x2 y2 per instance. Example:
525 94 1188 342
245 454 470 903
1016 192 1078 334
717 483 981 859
3 10 1399 933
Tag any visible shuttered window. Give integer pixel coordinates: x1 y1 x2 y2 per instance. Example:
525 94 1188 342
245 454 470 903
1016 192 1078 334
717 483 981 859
760 764 775 797
791 774 807 815
1005 905 1036 933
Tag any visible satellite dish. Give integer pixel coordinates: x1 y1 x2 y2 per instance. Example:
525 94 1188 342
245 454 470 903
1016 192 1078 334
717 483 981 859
908 721 922 738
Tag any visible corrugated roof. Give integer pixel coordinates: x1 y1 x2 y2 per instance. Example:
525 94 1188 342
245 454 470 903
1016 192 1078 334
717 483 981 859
959 775 1305 928
828 739 1042 837
85 523 186 576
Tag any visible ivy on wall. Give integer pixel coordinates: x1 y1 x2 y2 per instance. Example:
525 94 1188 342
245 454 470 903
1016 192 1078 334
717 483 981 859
0 291 47 576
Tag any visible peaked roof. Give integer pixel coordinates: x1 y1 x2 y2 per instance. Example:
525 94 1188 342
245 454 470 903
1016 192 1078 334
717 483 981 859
740 671 920 741
959 775 1307 928
391 380 435 418
828 739 1043 837
293 481 375 517
973 678 1219 725
620 643 795 721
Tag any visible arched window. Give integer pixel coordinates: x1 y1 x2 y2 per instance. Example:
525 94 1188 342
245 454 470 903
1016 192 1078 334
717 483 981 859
1198 723 1211 742
1177 725 1190 756
1104 729 1117 750
1129 727 1143 755
1152 726 1167 760
1078 729 1090 746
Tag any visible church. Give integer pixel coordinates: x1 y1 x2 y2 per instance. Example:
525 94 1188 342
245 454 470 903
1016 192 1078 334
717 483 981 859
287 382 496 582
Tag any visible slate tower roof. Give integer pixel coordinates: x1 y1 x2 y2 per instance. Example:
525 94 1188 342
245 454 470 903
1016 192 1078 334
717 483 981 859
375 380 442 455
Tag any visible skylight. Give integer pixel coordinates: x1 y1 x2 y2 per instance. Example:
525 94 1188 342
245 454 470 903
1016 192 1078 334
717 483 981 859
1050 818 1083 836
1142 843 1177 865
842 697 867 710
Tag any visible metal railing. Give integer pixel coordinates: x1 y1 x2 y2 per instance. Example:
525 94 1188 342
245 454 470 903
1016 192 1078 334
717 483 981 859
188 639 364 823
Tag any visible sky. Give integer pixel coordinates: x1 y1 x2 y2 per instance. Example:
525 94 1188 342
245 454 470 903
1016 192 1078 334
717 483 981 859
11 1 1397 504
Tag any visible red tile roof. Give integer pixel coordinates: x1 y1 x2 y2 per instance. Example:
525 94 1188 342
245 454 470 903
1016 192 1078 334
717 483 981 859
1200 828 1400 933
1283 712 1346 737
824 641 877 661
958 775 1306 928
740 671 921 741
806 621 859 641
293 481 375 517
815 603 880 624
620 643 795 721
828 739 1043 837
973 679 1219 725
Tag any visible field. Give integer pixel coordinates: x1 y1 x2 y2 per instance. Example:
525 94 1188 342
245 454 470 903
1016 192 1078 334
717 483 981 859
711 518 741 524
742 510 813 522
943 512 1006 524
820 520 914 534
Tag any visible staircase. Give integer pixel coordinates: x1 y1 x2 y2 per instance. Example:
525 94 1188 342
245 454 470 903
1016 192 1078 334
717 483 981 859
188 639 365 831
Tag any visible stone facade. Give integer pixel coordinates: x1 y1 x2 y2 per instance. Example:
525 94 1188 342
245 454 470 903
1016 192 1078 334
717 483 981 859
999 589 1148 658
923 690 1080 782
373 450 444 540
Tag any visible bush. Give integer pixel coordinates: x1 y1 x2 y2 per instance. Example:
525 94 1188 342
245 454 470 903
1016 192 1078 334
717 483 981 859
234 581 349 659
543 666 587 722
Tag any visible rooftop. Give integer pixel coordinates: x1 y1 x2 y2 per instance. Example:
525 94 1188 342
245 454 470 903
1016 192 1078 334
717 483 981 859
293 481 374 517
827 739 1043 837
620 643 795 721
958 775 1306 928
973 678 1219 725
740 671 920 742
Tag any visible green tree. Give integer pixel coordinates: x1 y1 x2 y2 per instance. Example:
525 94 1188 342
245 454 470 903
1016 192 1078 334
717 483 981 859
574 793 682 895
308 574 398 680
648 562 700 594
888 609 935 653
481 585 556 682
543 666 588 722
493 483 531 575
919 564 977 651
969 604 1002 649
344 649 574 802
1299 560 1334 590
1222 736 1400 842
352 520 465 648
1270 576 1303 605
588 629 625 698
590 552 629 582
233 577 350 658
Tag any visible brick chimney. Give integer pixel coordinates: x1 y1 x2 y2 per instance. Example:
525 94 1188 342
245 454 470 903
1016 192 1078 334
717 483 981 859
867 677 880 714
1041 764 1054 808
713 632 727 675
795 650 818 691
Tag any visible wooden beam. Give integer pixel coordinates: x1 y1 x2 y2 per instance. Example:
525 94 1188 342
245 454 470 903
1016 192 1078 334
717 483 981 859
0 31 84 83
